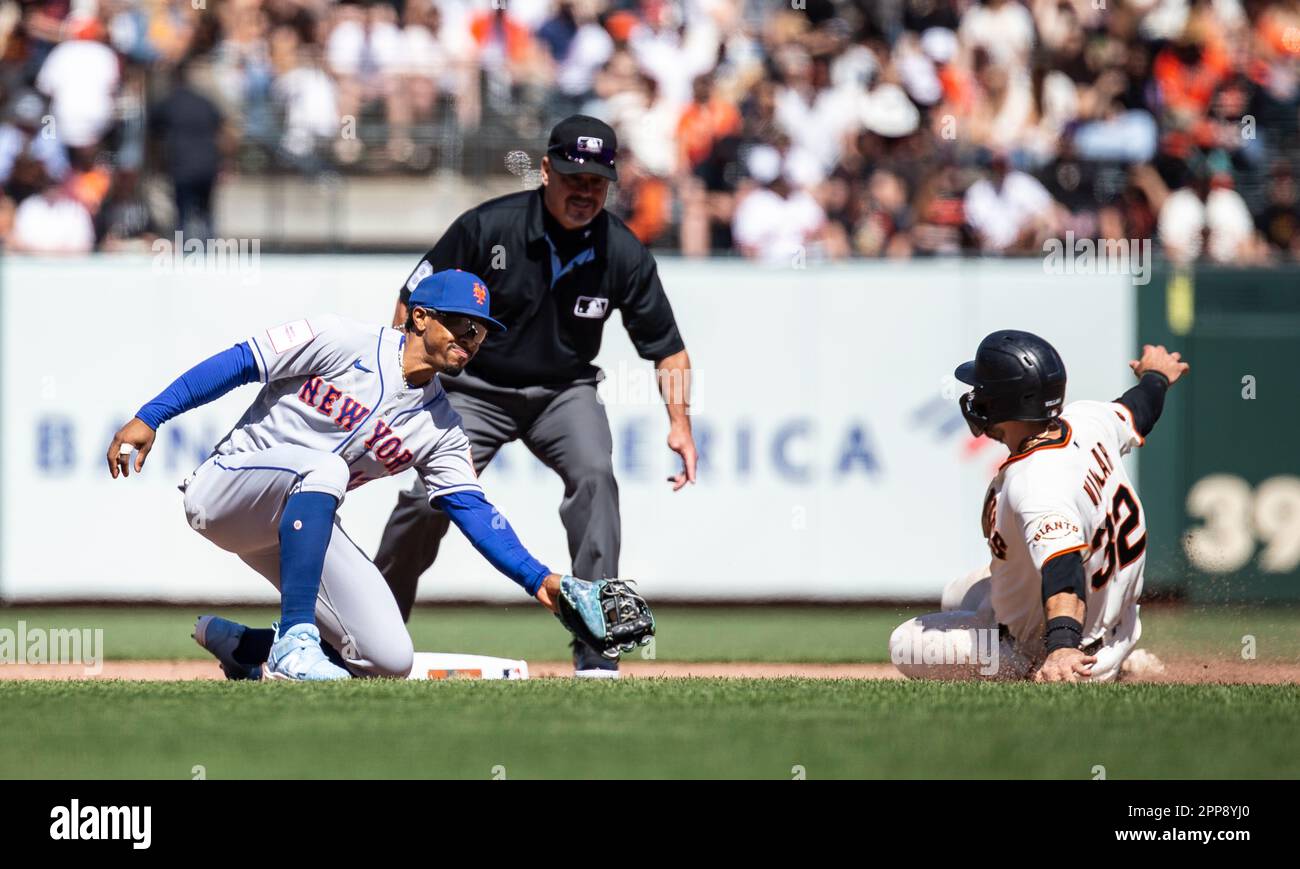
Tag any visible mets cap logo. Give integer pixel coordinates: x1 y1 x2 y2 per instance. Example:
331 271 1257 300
472 282 487 306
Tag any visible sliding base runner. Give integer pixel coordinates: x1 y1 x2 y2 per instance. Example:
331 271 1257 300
407 652 529 680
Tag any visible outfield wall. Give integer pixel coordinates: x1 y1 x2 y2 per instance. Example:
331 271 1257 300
1136 266 1300 602
0 256 1133 602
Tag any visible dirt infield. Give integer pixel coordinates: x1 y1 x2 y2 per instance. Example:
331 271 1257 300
1 659 1297 683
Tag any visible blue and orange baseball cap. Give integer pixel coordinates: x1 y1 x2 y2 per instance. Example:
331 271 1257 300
408 269 506 332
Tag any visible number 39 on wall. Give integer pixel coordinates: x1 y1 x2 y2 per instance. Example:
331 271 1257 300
1183 475 1300 574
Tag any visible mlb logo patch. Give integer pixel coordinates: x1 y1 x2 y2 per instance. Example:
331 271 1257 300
576 136 604 154
574 296 609 318
405 261 433 291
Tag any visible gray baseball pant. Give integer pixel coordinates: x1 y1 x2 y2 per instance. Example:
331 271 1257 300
373 371 621 628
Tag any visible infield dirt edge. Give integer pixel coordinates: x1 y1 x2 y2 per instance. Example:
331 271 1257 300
0 659 1297 684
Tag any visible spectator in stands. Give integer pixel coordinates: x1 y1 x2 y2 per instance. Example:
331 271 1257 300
391 0 478 134
963 150 1060 253
910 162 968 255
271 27 339 169
629 0 718 108
5 161 95 254
850 168 914 258
732 143 841 265
1152 16 1232 128
1151 157 1265 265
469 1 548 117
774 48 855 181
63 140 113 223
99 167 158 251
210 0 275 152
538 0 612 121
958 0 1036 71
676 74 741 176
327 0 402 163
1257 164 1300 259
679 76 745 256
150 62 227 239
14 0 69 82
965 49 1035 155
0 89 67 187
611 144 670 246
35 14 120 153
612 72 678 178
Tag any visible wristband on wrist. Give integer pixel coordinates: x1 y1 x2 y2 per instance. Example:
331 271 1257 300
1138 370 1170 387
1045 616 1083 653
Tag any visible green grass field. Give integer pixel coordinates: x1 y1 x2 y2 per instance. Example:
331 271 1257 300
1 605 1298 778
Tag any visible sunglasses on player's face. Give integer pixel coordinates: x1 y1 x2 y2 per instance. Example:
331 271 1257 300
439 313 488 343
419 308 486 343
548 141 616 170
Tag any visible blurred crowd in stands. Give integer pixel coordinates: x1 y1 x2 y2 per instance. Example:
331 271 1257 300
0 0 1298 263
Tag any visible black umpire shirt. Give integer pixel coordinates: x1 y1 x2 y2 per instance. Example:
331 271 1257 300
399 188 685 388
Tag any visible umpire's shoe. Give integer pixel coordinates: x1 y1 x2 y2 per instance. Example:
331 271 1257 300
572 638 620 679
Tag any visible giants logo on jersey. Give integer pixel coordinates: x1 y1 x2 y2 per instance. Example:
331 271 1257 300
1030 513 1081 543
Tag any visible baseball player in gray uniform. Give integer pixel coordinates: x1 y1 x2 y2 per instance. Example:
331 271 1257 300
376 115 694 678
106 269 654 680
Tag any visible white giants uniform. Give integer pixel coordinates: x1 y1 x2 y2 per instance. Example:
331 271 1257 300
891 400 1148 682
177 314 481 677
983 400 1147 672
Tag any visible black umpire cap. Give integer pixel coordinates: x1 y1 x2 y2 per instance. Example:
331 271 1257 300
547 115 618 182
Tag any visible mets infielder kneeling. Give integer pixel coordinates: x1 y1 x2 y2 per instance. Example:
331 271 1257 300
106 269 653 681
890 330 1189 683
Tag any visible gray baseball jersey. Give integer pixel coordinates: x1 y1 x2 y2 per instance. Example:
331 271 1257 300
175 314 488 677
209 313 482 501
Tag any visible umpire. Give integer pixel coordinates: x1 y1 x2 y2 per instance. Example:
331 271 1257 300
375 115 696 676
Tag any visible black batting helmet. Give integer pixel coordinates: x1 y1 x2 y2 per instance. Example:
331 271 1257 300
954 330 1067 436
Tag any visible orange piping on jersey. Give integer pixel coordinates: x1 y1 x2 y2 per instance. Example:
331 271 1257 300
1112 403 1145 446
1000 421 1073 470
1042 543 1088 566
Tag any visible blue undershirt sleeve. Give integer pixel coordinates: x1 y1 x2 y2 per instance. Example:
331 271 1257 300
136 342 259 430
436 490 552 596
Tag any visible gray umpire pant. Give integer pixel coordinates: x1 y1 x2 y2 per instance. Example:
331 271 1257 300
373 371 621 659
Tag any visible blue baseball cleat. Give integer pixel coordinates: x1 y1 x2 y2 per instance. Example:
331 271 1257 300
193 614 261 681
263 623 351 681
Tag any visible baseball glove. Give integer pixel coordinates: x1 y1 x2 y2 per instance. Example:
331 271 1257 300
554 576 656 659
